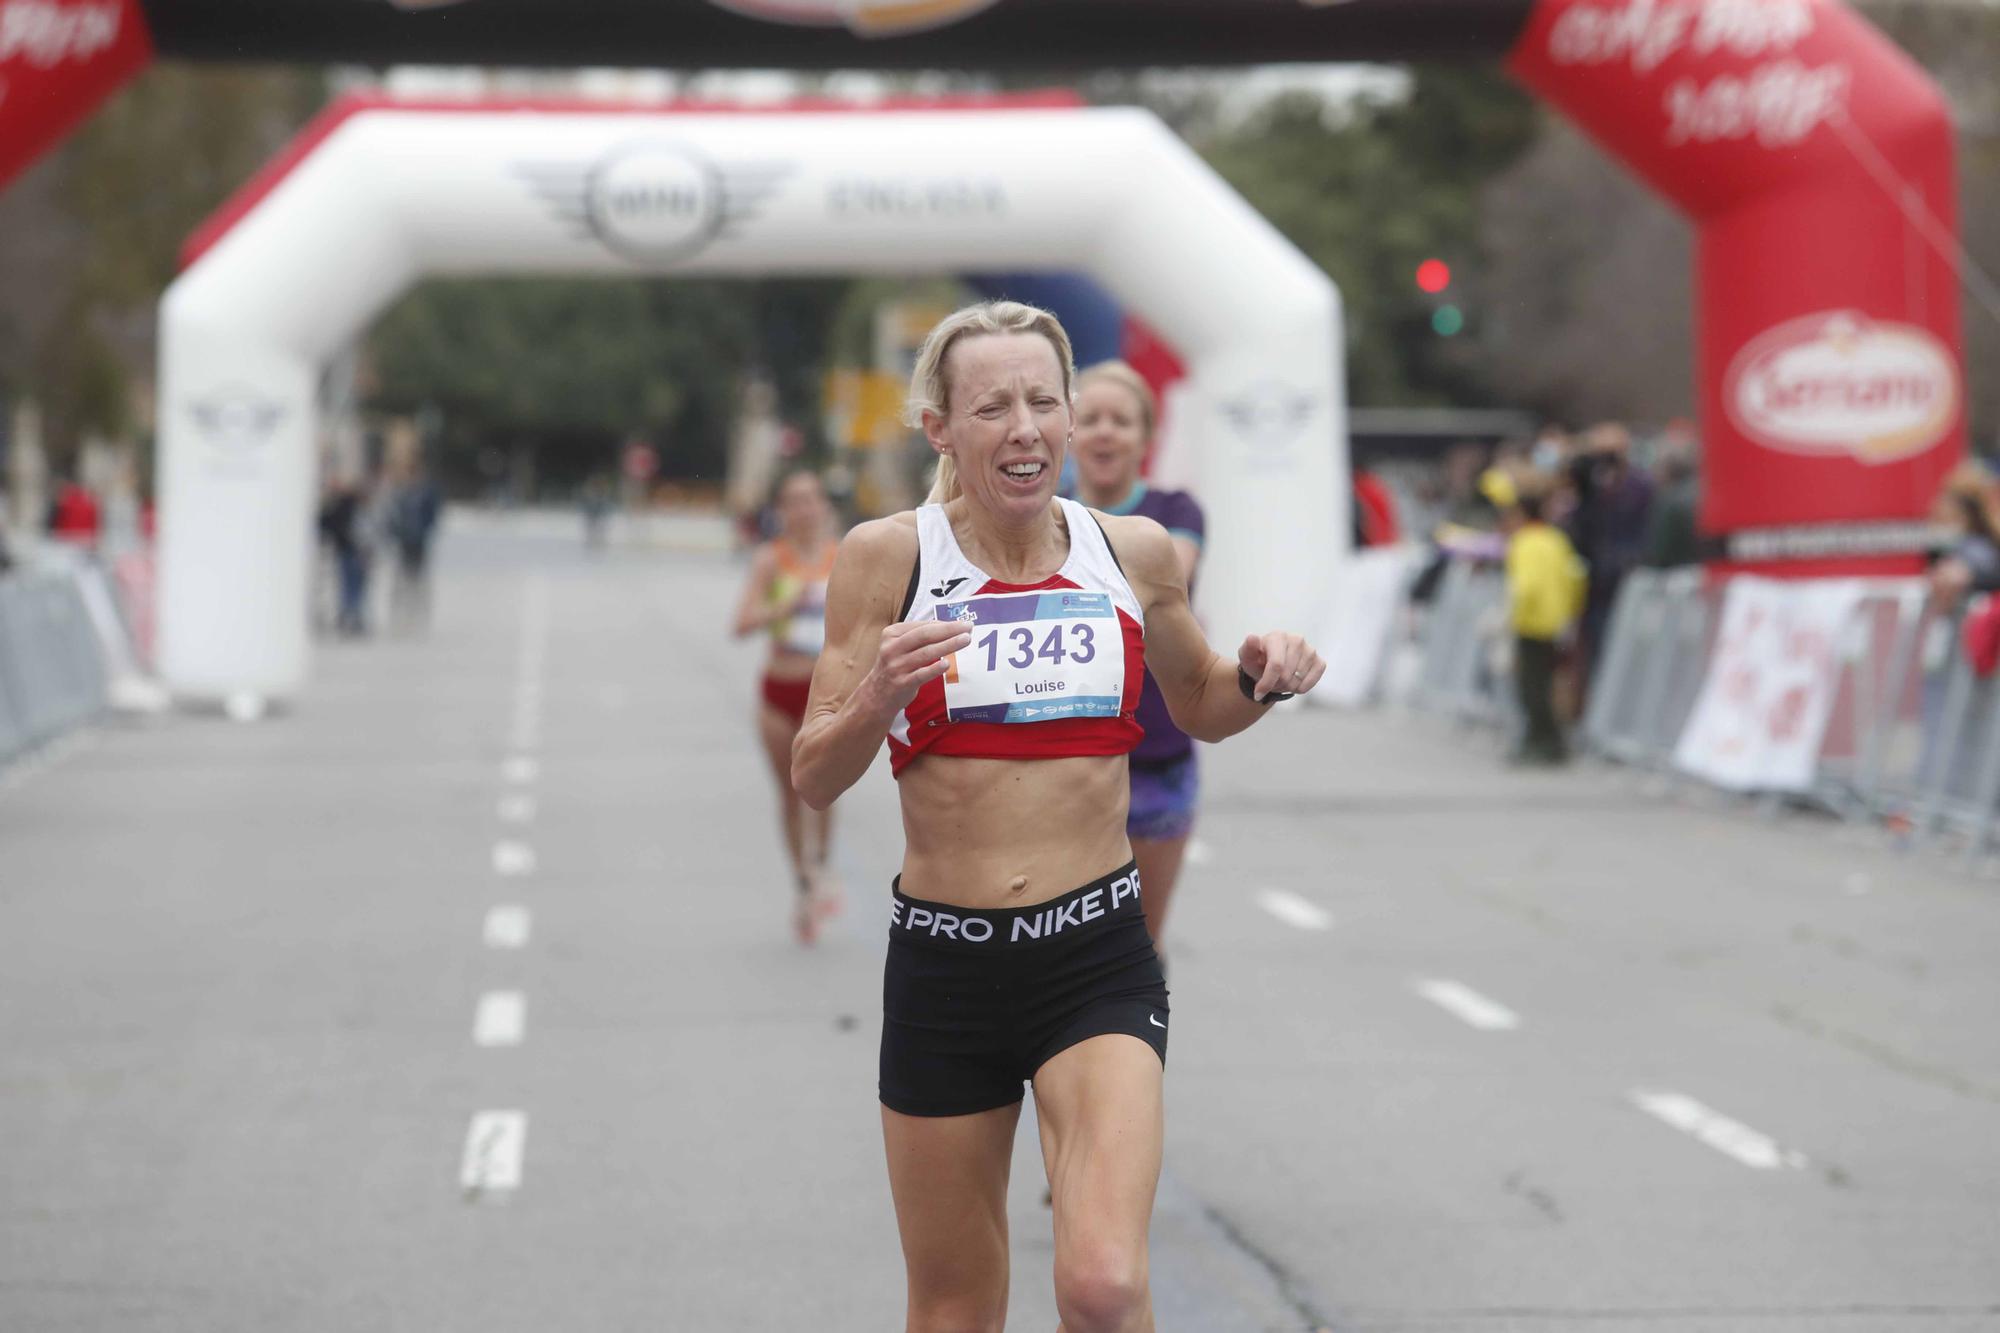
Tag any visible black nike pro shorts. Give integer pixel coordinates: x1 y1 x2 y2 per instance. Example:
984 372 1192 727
880 859 1170 1118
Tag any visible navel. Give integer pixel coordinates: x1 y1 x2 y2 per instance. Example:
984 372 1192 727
1008 875 1029 895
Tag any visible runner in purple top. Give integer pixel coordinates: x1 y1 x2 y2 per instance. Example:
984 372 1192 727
1072 360 1205 948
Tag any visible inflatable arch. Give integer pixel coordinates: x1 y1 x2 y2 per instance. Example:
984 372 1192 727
156 98 1346 698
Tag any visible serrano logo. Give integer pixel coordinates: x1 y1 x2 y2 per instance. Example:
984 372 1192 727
705 0 997 36
0 0 123 68
516 143 792 265
1725 311 1958 466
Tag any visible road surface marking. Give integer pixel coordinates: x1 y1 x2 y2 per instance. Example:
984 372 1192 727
502 757 539 784
474 991 526 1047
1258 889 1334 931
498 793 536 824
461 1111 527 1195
483 906 532 949
1413 978 1520 1031
493 841 536 876
1631 1090 1807 1171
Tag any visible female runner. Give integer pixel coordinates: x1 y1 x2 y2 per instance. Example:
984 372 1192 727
793 301 1323 1332
1072 360 1206 950
731 468 841 943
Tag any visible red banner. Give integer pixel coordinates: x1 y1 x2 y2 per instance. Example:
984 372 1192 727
0 0 152 187
1509 0 1963 563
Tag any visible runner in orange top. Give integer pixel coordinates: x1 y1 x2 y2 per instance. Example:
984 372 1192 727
731 469 842 943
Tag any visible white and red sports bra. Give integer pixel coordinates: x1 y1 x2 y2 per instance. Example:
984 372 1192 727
887 497 1146 777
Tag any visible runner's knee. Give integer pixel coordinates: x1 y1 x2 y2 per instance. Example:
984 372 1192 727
1053 1244 1148 1332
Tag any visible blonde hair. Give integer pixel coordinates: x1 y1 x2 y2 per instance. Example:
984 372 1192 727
1075 359 1158 442
904 300 1076 505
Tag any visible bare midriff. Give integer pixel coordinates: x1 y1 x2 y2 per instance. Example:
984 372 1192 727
764 646 818 682
896 753 1132 909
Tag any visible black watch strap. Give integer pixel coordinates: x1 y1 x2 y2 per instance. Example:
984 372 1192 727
1238 667 1293 704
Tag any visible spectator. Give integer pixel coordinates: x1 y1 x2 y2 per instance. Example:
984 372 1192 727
1565 422 1654 694
580 474 614 552
47 474 101 550
1504 470 1587 766
317 476 377 637
1926 461 2000 615
386 460 443 631
1352 467 1402 547
1642 436 1701 569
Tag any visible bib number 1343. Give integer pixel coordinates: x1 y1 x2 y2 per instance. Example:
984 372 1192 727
934 590 1125 724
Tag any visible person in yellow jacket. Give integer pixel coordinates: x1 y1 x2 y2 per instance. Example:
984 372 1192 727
1503 471 1587 764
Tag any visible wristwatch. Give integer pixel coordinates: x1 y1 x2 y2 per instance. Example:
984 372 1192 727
1238 667 1293 704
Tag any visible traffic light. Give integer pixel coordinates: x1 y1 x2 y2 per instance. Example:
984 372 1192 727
1415 258 1462 336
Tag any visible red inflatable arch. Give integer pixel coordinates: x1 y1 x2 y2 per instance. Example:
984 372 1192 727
0 0 1967 569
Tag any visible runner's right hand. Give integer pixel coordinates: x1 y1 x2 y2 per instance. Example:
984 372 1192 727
866 619 973 712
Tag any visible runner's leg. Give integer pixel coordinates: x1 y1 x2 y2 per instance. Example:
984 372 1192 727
1033 1035 1162 1333
1128 835 1188 947
756 702 813 937
883 1102 1020 1333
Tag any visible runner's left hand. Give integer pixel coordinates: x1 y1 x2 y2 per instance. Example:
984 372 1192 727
1238 632 1325 702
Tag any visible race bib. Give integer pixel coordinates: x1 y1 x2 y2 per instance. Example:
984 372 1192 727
936 591 1125 724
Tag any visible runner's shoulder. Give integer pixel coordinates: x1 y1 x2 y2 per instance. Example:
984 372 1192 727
1089 509 1179 586
834 513 919 582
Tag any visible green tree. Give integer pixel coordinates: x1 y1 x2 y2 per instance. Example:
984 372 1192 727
366 277 773 486
0 64 324 460
1191 67 1536 406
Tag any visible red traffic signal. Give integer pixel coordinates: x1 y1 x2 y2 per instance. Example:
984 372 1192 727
1416 259 1451 294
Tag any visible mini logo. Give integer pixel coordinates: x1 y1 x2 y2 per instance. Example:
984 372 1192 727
1219 382 1319 453
517 142 791 265
1148 1013 1166 1029
950 604 979 624
189 386 286 454
931 576 969 599
704 0 998 36
1726 311 1958 465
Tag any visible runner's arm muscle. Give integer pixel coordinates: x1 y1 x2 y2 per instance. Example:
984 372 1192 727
792 519 971 809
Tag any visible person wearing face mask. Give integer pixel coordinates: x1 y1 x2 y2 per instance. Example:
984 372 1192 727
1070 360 1205 952
731 467 842 943
792 301 1325 1333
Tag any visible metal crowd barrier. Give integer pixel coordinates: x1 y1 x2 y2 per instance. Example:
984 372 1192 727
1397 549 2000 870
0 568 110 765
1579 567 1713 769
1411 558 1512 728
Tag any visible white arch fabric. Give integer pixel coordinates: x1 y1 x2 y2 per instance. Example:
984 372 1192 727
157 104 1349 699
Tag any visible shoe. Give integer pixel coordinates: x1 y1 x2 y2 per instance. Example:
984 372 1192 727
793 897 819 947
808 868 845 923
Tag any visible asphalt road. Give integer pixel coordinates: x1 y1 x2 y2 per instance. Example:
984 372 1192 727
3 525 1996 1332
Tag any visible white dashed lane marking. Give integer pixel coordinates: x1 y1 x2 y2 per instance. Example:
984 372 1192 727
1412 978 1521 1031
1257 889 1334 931
1631 1089 1808 1171
492 841 537 877
502 757 539 785
460 1111 527 1196
497 793 536 824
483 906 532 949
474 991 527 1047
